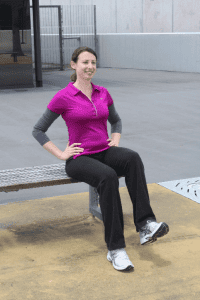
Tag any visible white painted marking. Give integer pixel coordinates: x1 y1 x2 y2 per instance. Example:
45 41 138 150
158 177 200 204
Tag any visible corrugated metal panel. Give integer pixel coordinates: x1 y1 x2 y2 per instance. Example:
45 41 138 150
30 5 96 70
158 177 200 204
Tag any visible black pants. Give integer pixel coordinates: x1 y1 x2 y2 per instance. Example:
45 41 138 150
65 146 156 251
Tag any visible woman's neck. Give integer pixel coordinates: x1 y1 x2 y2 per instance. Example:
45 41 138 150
74 80 92 91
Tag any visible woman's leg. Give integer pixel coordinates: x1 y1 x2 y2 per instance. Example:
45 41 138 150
65 154 126 251
102 147 157 232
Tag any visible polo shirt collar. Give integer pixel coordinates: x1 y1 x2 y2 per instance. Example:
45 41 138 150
69 82 101 95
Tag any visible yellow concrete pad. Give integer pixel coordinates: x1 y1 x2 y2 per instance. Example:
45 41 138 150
0 183 200 299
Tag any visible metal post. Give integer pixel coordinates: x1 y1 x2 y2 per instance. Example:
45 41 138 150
172 0 174 33
94 5 97 58
21 0 26 44
32 0 43 87
89 185 103 221
58 6 64 71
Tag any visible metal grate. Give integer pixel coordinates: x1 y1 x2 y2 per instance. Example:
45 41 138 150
158 177 200 204
0 163 67 185
0 163 82 192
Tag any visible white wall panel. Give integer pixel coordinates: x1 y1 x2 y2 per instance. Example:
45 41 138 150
144 0 172 33
97 33 200 73
31 0 200 33
174 0 200 32
95 0 117 33
116 0 142 33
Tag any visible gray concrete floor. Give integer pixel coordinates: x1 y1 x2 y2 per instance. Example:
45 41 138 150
1 68 200 205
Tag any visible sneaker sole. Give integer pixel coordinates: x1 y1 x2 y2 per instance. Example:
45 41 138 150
141 222 169 245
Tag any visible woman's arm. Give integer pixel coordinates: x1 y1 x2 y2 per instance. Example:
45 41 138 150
32 108 60 146
32 108 63 159
43 141 63 160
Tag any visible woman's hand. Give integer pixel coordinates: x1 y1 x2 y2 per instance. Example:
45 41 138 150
107 138 119 147
60 142 84 160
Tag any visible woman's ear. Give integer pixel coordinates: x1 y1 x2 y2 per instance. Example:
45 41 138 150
70 61 76 70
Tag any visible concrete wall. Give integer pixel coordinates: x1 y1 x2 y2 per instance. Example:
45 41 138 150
30 0 200 33
28 0 200 73
97 33 200 73
30 32 200 73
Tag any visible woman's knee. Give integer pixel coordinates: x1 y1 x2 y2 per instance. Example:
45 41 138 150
125 149 140 161
103 167 118 181
128 150 145 169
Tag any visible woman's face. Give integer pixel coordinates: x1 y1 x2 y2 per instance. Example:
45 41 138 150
71 51 97 82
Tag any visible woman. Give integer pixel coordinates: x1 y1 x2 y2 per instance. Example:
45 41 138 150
32 46 169 272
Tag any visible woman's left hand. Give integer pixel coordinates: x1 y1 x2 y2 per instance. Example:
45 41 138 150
107 138 119 147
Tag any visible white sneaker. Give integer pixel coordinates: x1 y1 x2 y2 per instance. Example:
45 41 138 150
107 248 134 271
140 220 169 245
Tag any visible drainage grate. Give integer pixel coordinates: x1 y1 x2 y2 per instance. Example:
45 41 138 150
158 177 200 204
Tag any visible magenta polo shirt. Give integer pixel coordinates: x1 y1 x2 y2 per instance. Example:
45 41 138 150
47 82 114 160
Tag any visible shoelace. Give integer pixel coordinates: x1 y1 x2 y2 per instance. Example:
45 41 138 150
140 221 156 235
111 249 130 261
141 227 151 235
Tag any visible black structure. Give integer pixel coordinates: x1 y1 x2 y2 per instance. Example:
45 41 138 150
0 0 42 89
32 0 42 87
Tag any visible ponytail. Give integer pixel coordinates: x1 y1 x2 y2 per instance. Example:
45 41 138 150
70 72 77 82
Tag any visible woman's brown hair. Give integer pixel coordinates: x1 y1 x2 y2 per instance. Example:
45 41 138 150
70 46 97 82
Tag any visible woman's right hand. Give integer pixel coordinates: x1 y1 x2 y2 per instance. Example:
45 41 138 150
60 142 84 161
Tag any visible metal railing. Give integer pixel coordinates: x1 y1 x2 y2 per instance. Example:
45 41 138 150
30 5 97 71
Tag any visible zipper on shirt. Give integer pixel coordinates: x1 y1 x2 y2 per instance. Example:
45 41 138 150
91 99 98 116
84 93 98 116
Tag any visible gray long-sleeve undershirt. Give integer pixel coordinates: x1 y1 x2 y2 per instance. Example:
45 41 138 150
32 103 122 146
